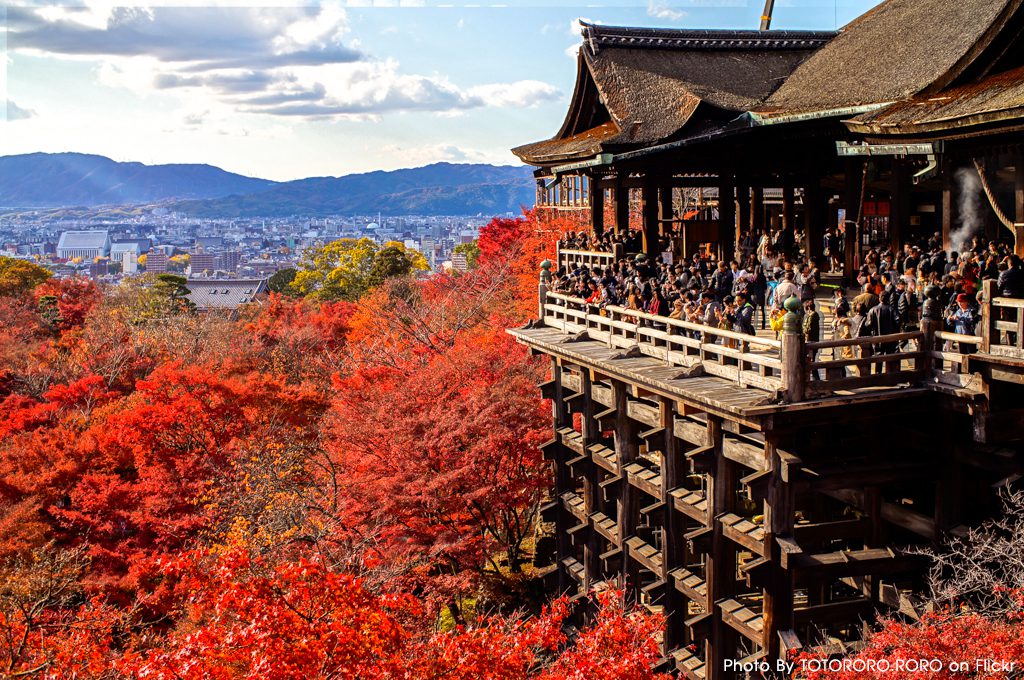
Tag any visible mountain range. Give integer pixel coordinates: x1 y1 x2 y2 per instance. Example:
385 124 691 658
0 153 536 216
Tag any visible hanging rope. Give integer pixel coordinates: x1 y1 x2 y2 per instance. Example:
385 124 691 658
972 157 1015 229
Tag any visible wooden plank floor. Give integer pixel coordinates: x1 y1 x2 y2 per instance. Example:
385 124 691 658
508 326 927 419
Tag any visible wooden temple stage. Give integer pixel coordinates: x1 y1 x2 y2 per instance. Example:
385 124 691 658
510 283 1024 677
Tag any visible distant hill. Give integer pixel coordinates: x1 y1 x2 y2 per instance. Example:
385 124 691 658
0 153 537 216
168 163 536 217
0 153 278 208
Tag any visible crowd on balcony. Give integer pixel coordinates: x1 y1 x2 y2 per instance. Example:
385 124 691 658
550 227 1024 349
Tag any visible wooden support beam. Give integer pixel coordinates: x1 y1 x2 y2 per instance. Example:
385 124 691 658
580 371 604 589
1015 156 1024 257
614 381 640 591
762 436 796 661
890 159 910 254
782 183 795 256
660 397 687 649
704 416 738 680
550 361 573 593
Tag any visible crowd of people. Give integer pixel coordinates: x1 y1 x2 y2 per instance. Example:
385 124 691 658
551 228 1024 355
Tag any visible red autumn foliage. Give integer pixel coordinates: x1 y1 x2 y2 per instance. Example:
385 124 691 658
795 609 1024 680
327 327 549 602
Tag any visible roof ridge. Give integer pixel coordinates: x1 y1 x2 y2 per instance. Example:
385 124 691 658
581 24 835 54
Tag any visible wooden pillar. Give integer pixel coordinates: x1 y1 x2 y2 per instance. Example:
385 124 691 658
614 381 639 592
752 186 765 233
942 157 953 252
845 158 865 281
804 180 826 264
591 179 605 239
660 397 685 649
737 184 751 262
890 159 910 253
642 181 660 258
660 186 674 236
781 300 807 403
782 183 795 257
552 361 573 593
705 416 738 680
718 178 736 262
580 371 602 590
762 436 795 662
615 179 630 236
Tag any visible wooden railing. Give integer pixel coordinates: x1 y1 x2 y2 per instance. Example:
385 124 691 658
537 291 993 402
556 246 620 274
542 292 785 393
805 331 924 398
982 280 1024 357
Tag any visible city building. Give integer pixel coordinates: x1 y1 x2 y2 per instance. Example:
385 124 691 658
185 279 268 312
57 230 110 260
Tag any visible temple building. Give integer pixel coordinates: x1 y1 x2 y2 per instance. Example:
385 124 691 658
509 0 1024 676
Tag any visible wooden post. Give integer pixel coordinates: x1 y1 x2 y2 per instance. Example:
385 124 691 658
660 397 685 650
615 179 630 236
844 159 864 283
737 184 751 262
781 296 807 402
762 436 795 662
580 371 602 590
804 180 826 264
919 317 940 373
552 361 573 593
942 158 953 252
890 158 910 254
981 279 995 353
782 183 795 256
705 416 737 680
592 179 605 239
614 381 639 593
642 181 660 258
752 186 765 234
718 178 736 262
538 260 551 322
660 186 674 236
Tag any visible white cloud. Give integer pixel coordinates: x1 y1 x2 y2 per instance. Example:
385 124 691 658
9 4 560 121
647 0 686 21
3 100 36 122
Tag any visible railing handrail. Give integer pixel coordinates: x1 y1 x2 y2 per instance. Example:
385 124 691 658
992 295 1024 310
559 248 615 258
934 330 983 345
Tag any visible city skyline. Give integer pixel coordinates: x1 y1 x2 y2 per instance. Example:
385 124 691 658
2 0 879 182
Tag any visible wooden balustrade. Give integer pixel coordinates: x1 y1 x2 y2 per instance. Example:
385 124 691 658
556 247 619 274
982 280 1024 357
538 290 1004 401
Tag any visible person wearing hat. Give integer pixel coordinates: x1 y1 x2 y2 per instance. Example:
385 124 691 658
947 292 979 354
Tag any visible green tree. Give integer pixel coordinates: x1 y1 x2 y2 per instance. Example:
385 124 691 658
267 268 298 295
453 241 480 269
292 239 428 301
0 257 51 297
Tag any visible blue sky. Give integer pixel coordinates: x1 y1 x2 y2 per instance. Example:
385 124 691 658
1 0 880 181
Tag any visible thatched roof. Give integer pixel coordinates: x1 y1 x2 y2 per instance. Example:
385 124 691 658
847 64 1024 136
760 0 1021 115
513 25 832 166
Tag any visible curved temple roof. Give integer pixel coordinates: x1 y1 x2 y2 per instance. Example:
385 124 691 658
513 24 833 167
760 0 1022 116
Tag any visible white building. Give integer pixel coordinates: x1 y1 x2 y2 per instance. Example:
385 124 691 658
57 230 111 261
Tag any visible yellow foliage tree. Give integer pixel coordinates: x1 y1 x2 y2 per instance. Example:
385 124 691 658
291 238 427 301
